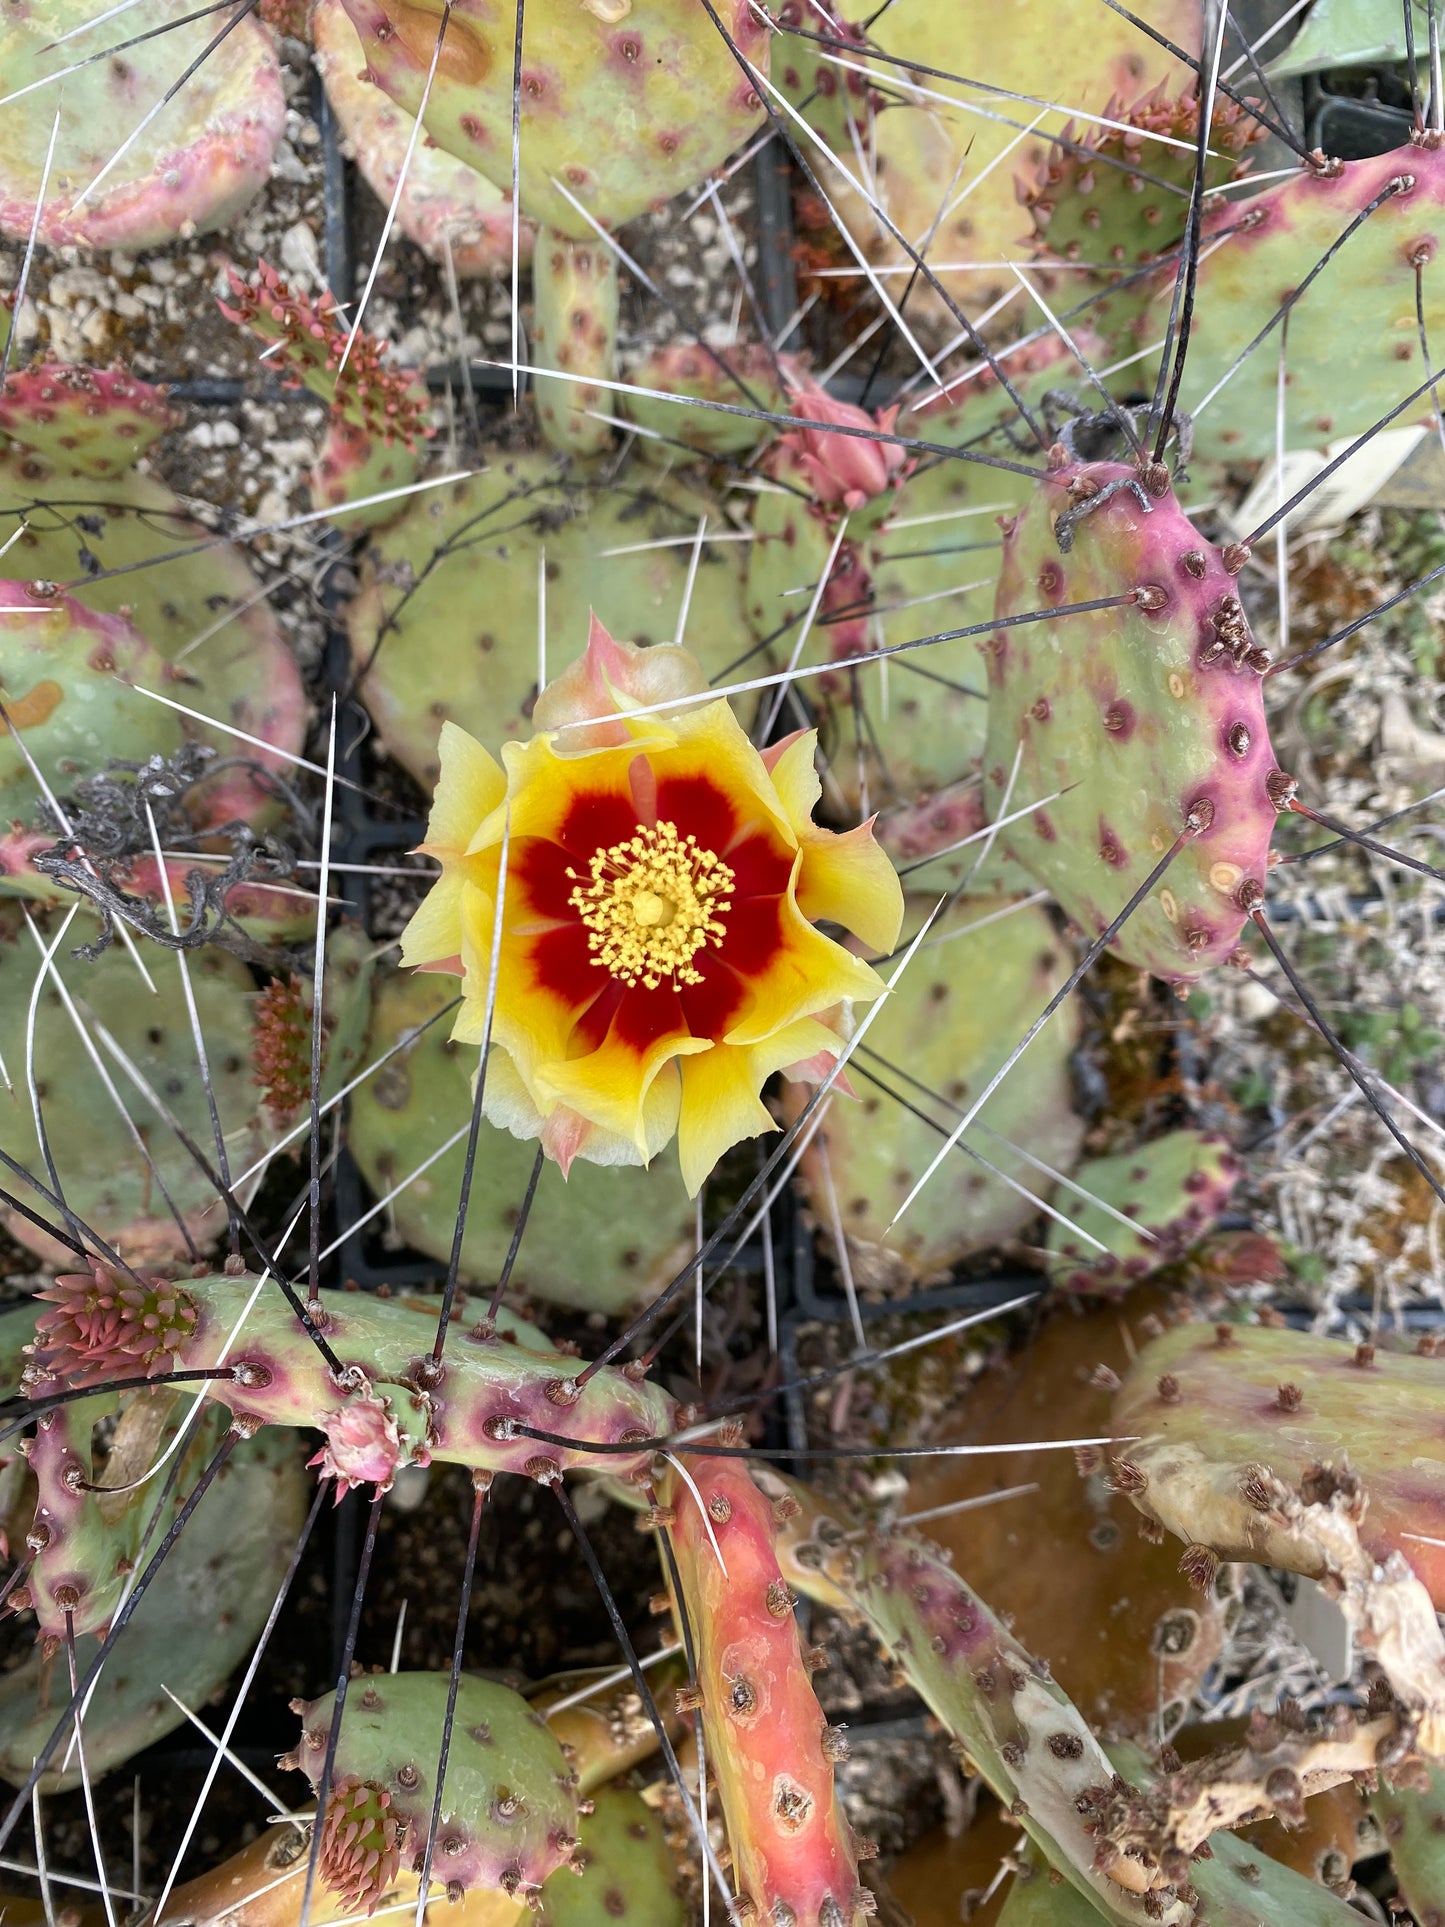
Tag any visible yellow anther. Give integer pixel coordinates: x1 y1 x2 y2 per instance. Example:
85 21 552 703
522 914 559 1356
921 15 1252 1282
567 820 734 990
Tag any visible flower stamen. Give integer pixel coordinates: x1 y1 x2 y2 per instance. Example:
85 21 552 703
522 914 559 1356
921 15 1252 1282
568 819 734 990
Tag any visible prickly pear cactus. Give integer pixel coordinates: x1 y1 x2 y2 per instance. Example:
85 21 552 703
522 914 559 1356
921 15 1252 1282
0 365 178 479
0 0 285 250
1 588 185 811
660 1456 867 1927
1112 1319 1445 1609
0 915 285 1265
782 895 1084 1290
347 970 699 1315
313 0 536 278
333 0 771 238
622 343 795 457
1370 1760 1445 1927
220 263 431 529
287 1673 578 1908
1045 1129 1241 1296
537 1782 683 1927
1019 83 1265 272
982 456 1279 982
347 455 754 788
0 362 306 834
897 1296 1235 1743
0 1417 304 1789
1165 143 1445 463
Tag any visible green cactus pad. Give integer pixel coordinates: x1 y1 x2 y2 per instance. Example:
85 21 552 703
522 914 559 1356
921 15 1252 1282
1111 1320 1445 1610
0 916 283 1266
782 0 1198 324
743 333 1078 821
537 1784 683 1927
333 0 770 237
623 343 794 458
1 587 186 810
533 230 620 455
0 412 307 837
347 453 754 789
313 0 534 278
291 1673 578 1906
982 459 1279 982
1166 144 1445 464
782 895 1083 1291
1019 83 1265 273
1371 1760 1445 1927
348 969 698 1316
0 0 285 251
0 1418 305 1791
1045 1129 1240 1297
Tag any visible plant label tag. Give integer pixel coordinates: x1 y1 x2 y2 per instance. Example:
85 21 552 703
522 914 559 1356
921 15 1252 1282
1230 425 1427 537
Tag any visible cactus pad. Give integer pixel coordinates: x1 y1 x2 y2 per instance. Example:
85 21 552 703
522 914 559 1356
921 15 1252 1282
333 0 770 237
537 1784 683 1927
897 1296 1235 1743
0 366 178 480
1112 1319 1445 1609
289 1673 578 1906
313 0 535 278
347 970 698 1315
1045 1129 1241 1297
660 1456 866 1927
782 895 1084 1291
0 921 283 1265
0 0 285 250
0 1420 305 1790
31 1269 677 1486
982 458 1279 982
1 586 185 811
1171 143 1445 463
348 455 753 788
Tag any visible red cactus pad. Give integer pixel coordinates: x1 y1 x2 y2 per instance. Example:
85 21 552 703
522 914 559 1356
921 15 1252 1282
33 1262 198 1386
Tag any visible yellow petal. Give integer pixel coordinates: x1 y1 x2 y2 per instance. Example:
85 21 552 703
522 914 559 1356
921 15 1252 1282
675 1017 837 1195
676 1045 776 1197
538 1022 705 1161
762 729 823 835
398 868 468 970
724 883 887 1048
795 818 905 956
420 722 506 858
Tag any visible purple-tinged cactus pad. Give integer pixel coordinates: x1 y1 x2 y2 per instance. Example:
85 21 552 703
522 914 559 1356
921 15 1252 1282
29 1271 677 1484
0 1 285 251
982 459 1280 982
0 366 178 481
313 0 536 277
1046 1128 1240 1297
1170 142 1445 463
0 1421 305 1791
335 0 771 237
289 1673 579 1906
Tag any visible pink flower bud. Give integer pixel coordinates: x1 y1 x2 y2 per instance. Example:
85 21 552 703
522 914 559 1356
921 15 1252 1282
781 378 908 511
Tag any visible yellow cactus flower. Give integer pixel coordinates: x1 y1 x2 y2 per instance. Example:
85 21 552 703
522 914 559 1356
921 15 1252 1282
400 618 903 1196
